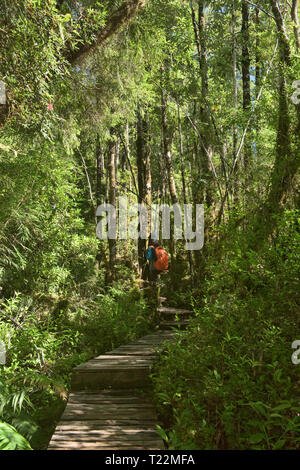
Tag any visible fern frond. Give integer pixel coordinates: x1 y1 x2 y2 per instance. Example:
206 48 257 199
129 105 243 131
11 414 39 441
0 421 32 450
23 371 67 400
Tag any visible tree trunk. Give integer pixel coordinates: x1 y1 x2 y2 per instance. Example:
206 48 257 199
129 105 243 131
178 104 195 285
255 8 261 94
241 0 252 170
291 0 300 50
96 135 105 207
254 7 262 199
107 132 117 283
161 77 178 205
232 1 239 205
145 117 152 236
191 1 213 209
115 136 120 186
161 72 178 270
95 135 107 271
250 1 298 245
136 105 148 277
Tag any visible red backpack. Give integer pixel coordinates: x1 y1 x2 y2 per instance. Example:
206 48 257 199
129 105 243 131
150 245 169 271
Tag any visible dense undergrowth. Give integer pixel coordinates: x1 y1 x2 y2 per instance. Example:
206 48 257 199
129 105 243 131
152 210 300 450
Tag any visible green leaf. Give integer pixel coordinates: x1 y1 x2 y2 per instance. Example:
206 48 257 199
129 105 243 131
273 439 286 450
60 14 71 23
249 433 265 444
0 421 32 450
273 403 291 411
155 425 168 442
250 402 268 417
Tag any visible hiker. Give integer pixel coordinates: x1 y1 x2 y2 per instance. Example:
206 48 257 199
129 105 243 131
144 237 169 282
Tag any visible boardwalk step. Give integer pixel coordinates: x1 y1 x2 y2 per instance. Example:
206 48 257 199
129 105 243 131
133 331 178 344
157 306 193 318
48 390 164 450
71 356 153 390
71 330 178 391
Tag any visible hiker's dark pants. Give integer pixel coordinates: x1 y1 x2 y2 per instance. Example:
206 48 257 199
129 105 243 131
144 264 160 282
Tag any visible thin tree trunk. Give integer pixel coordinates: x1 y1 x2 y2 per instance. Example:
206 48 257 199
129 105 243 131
136 105 148 277
79 149 96 217
190 1 214 209
160 73 178 270
115 136 120 185
95 136 107 271
291 0 300 50
107 132 117 282
255 7 262 199
96 135 105 207
178 104 195 285
241 0 252 170
145 117 152 236
232 1 239 206
161 76 178 205
255 7 261 94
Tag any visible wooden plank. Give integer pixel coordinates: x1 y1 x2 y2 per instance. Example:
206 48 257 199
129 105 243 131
137 331 178 339
74 356 153 371
58 415 159 429
73 363 151 371
54 424 160 433
68 393 152 405
62 403 157 415
61 405 156 420
133 334 178 344
68 389 149 397
49 440 163 449
50 431 161 442
104 346 159 356
157 306 193 315
68 399 154 407
71 369 151 391
93 355 154 362
57 419 160 426
64 403 155 411
48 442 162 450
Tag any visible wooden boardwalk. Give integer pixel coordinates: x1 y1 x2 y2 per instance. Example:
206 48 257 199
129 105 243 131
48 300 193 450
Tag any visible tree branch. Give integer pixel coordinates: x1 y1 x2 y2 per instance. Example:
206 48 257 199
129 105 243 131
66 0 148 64
244 0 275 19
